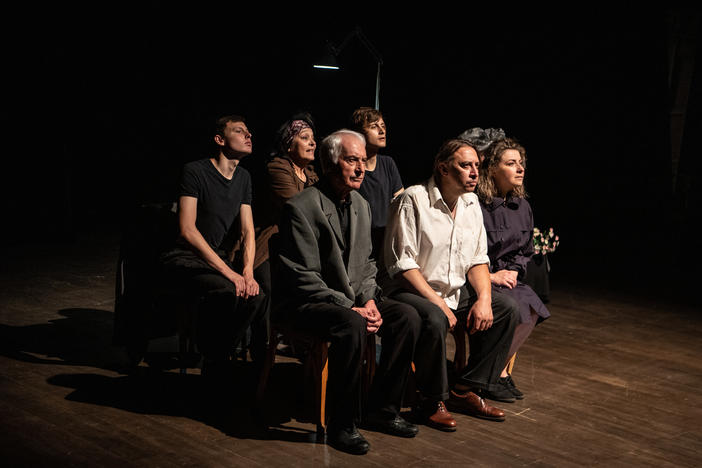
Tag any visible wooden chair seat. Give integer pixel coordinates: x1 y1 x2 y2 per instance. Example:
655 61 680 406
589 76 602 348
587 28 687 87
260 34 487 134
256 324 377 437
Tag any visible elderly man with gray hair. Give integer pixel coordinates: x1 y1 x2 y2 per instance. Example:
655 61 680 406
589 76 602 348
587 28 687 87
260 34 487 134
273 129 421 455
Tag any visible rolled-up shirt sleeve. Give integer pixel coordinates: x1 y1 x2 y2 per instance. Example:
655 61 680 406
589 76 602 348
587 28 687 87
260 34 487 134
385 196 421 278
469 212 491 269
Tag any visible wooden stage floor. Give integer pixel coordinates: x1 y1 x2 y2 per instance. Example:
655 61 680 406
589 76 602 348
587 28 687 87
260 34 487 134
1 232 700 467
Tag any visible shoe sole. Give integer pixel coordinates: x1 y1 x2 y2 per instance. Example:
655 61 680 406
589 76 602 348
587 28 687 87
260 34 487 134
411 411 457 432
445 404 506 422
479 392 516 403
424 420 457 432
484 397 516 403
327 440 370 455
361 422 418 438
472 413 505 422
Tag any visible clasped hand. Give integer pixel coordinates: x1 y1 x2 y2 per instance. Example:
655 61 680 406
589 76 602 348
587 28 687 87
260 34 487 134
228 271 259 299
353 299 383 334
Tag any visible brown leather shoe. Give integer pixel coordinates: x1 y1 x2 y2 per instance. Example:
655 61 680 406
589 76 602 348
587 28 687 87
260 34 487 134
447 390 505 421
421 401 457 432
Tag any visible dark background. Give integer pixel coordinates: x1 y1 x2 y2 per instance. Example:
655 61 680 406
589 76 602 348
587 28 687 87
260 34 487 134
2 6 700 300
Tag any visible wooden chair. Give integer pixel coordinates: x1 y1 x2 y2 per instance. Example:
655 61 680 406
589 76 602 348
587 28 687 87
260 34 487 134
256 232 377 436
256 325 376 437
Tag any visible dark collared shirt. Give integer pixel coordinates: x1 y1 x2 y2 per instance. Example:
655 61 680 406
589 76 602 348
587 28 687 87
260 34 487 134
480 195 533 279
318 179 353 267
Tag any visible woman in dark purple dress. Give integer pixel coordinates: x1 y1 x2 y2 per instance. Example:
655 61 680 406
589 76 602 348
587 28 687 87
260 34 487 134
476 137 550 400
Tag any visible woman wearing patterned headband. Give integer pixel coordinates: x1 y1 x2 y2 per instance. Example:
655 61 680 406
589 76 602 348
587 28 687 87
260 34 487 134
250 113 320 302
475 137 550 403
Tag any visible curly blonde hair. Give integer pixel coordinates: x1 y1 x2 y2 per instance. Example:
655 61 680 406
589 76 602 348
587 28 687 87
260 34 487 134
477 137 527 203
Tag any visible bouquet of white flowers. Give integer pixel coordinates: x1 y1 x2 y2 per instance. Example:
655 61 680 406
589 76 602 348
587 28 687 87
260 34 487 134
533 227 560 255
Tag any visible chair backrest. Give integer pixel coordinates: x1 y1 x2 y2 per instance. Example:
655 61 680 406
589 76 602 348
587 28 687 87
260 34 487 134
113 202 178 345
267 231 285 318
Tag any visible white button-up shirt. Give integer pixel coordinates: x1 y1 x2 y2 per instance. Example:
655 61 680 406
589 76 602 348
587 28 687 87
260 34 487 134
383 177 490 309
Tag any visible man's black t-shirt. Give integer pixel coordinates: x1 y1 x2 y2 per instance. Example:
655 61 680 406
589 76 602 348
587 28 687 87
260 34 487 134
178 158 252 250
357 154 403 229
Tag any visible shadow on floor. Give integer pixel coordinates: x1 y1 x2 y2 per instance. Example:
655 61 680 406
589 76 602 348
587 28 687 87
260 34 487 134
46 360 325 443
0 308 128 372
0 307 326 442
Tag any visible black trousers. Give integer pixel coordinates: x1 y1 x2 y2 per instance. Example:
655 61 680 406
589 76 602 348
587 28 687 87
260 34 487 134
285 298 420 430
161 249 269 364
455 288 519 392
389 291 451 402
390 286 519 399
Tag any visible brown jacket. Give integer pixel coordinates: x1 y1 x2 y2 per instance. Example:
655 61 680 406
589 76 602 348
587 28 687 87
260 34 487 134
253 156 318 268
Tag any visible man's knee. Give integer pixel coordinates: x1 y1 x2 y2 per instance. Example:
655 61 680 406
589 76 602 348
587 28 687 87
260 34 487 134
423 304 449 338
346 309 367 333
492 292 519 321
383 300 422 341
248 290 269 319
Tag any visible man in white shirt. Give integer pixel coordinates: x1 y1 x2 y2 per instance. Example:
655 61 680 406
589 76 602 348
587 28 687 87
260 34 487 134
384 138 519 428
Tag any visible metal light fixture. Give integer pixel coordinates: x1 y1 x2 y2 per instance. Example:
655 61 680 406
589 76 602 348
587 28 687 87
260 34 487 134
313 44 340 70
313 27 384 110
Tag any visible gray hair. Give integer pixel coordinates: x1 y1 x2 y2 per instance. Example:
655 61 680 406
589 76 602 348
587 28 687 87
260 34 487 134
319 129 366 174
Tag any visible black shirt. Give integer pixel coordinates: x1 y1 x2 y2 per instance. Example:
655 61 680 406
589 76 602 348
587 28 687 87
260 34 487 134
357 154 403 229
178 158 252 250
318 179 352 267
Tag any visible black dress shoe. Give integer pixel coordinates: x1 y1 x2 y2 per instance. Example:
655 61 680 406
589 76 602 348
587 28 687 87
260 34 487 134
363 413 418 438
327 426 370 455
504 375 524 399
478 381 516 403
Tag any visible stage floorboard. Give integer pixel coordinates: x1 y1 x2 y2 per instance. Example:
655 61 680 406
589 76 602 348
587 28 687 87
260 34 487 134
1 232 700 467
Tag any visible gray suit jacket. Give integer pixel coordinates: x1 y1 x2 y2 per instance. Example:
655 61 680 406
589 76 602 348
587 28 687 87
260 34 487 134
274 185 380 313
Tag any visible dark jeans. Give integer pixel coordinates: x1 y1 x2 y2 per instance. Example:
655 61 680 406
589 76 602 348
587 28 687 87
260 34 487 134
283 298 419 430
161 249 269 364
390 286 519 398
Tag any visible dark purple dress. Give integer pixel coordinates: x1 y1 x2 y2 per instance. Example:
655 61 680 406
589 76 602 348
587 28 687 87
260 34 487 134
480 196 550 324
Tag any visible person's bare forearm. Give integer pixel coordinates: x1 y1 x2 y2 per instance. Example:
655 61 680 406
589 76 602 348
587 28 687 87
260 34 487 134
241 226 255 277
178 196 239 283
181 226 236 279
466 263 493 332
401 269 442 306
401 268 457 328
467 263 492 303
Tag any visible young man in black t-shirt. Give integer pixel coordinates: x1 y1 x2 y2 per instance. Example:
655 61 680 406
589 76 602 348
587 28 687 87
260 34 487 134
350 107 404 285
161 115 268 379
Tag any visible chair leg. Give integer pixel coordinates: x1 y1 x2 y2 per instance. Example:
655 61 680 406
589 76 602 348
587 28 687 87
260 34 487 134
256 331 280 406
360 334 377 414
506 353 517 375
311 340 329 435
178 333 188 374
177 298 200 374
403 361 419 408
452 320 468 372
